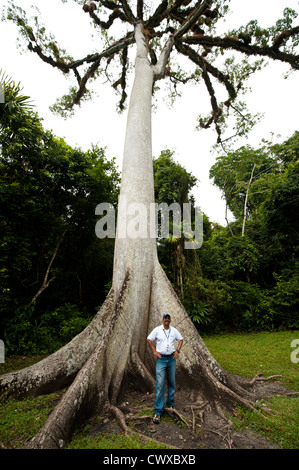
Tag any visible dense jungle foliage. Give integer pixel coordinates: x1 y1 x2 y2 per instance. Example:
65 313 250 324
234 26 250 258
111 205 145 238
0 78 298 356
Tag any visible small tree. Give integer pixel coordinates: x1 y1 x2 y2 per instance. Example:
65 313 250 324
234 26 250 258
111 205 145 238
0 69 32 125
1 0 298 448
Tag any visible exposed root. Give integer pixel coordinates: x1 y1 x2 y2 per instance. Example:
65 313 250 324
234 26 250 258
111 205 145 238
25 276 133 449
130 346 155 391
0 290 114 399
164 407 189 428
215 402 233 429
249 373 283 386
205 427 234 449
110 404 177 449
185 400 209 425
110 405 130 436
194 398 209 409
128 415 153 423
1 260 293 450
191 406 196 432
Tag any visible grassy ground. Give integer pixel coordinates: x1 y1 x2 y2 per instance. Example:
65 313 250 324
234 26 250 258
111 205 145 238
203 330 299 449
0 330 298 449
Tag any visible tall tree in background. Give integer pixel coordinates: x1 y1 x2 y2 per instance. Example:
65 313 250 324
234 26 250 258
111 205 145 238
153 149 198 296
1 0 298 448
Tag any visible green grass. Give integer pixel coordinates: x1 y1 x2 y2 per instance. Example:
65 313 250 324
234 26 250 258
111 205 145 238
0 391 63 448
69 431 169 449
203 330 299 390
0 355 47 375
203 330 299 449
1 331 298 449
232 396 299 449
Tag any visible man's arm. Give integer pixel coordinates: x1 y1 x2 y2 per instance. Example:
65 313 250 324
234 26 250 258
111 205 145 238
173 339 183 360
147 339 161 358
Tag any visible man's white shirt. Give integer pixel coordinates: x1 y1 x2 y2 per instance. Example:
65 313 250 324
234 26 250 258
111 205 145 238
147 325 183 355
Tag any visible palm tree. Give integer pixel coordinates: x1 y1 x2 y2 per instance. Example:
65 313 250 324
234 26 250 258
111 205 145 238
0 69 32 125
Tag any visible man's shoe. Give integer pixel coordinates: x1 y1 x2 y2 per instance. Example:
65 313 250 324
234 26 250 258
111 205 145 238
153 414 160 424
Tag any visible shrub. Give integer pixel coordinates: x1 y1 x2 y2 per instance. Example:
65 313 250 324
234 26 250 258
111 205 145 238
4 303 92 356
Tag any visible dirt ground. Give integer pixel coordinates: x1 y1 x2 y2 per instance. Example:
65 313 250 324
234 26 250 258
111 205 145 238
82 379 292 450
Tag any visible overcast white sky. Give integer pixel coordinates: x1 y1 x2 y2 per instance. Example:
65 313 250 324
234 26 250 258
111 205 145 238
0 0 298 225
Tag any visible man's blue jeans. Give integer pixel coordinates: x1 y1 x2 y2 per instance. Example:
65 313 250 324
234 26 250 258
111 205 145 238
154 355 176 415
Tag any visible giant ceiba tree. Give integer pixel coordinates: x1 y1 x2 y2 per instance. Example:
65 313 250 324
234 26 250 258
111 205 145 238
1 0 298 449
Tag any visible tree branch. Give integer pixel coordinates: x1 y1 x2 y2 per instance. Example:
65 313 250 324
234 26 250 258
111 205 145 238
120 0 137 24
173 0 213 40
272 26 299 51
152 0 213 80
175 41 237 100
69 32 135 70
242 163 256 236
135 22 150 60
146 0 168 29
28 226 68 307
201 64 222 141
152 36 175 80
27 42 69 74
183 34 299 69
137 0 143 21
113 46 129 110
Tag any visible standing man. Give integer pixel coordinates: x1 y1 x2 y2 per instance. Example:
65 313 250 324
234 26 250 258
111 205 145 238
147 313 183 424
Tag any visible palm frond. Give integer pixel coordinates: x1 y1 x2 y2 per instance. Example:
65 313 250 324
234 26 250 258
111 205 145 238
0 69 33 125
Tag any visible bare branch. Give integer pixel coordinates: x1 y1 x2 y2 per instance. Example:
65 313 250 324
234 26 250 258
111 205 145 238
175 40 237 141
153 36 175 80
27 42 69 73
137 0 143 20
113 46 129 110
120 0 137 24
73 57 101 105
28 227 68 307
99 0 119 11
69 32 135 70
173 0 213 40
87 8 123 29
201 64 222 141
146 0 168 29
152 0 214 80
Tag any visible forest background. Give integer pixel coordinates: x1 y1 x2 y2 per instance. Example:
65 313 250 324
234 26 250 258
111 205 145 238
0 0 298 358
1 82 298 356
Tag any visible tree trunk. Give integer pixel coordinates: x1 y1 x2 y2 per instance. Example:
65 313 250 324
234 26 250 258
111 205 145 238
0 24 271 449
242 163 256 236
28 227 68 307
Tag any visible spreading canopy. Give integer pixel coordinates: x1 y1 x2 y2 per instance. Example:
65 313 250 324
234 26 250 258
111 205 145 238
3 0 299 144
